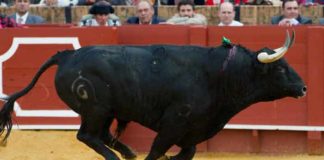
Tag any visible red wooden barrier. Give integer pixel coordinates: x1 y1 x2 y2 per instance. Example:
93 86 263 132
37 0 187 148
306 26 324 154
0 25 323 154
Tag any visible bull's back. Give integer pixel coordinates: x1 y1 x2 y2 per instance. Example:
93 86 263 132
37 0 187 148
69 45 211 88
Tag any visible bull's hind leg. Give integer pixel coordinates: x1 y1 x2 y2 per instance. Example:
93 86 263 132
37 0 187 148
101 118 137 159
77 113 120 160
69 74 121 159
169 146 196 160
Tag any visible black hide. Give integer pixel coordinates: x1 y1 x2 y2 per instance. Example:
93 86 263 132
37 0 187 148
0 44 306 160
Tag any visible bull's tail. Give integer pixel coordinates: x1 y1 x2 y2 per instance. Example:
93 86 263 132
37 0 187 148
0 50 73 145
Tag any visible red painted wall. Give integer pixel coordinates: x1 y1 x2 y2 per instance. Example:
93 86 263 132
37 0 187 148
0 25 323 154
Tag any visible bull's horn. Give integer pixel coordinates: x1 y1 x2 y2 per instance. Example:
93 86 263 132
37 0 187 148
257 30 295 63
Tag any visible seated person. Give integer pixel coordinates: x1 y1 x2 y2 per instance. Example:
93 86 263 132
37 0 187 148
218 2 243 26
166 0 207 25
9 0 45 24
271 0 312 26
79 1 121 26
0 14 19 28
320 18 324 25
126 0 165 25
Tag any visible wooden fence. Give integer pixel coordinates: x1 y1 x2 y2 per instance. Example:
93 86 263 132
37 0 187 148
0 5 323 25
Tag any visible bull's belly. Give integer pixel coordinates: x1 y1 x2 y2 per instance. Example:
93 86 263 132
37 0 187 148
113 105 164 131
176 128 223 147
165 112 225 147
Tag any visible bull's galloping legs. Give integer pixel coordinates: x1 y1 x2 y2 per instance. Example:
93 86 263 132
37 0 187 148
144 131 174 160
145 108 189 160
77 113 120 160
101 118 137 159
170 146 196 160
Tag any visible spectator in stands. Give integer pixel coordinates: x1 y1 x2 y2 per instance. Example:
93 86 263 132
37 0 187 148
79 0 121 26
126 0 165 25
271 0 312 26
0 14 19 28
166 0 207 25
218 2 243 26
9 0 45 24
320 18 324 25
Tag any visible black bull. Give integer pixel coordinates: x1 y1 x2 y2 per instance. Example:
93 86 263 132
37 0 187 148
0 31 306 160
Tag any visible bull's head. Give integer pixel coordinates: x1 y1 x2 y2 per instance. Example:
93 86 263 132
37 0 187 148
253 31 306 100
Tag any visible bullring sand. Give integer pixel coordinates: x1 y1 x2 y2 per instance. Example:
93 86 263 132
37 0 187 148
1 130 324 160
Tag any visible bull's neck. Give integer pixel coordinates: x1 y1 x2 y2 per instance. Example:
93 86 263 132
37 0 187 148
220 46 237 72
207 46 263 114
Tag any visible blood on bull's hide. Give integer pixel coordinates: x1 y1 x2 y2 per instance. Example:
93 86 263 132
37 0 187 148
0 31 306 160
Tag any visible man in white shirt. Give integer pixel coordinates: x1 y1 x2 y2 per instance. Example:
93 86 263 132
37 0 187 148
9 0 45 24
218 2 243 26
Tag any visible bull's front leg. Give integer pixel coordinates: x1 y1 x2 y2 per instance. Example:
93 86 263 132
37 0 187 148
145 105 192 160
145 132 174 160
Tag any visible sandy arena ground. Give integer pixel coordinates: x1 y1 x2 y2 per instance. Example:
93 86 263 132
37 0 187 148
1 130 324 160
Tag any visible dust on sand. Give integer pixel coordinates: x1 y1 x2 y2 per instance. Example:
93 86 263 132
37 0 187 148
1 130 324 160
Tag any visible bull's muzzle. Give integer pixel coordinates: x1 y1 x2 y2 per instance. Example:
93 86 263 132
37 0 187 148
299 85 307 98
